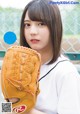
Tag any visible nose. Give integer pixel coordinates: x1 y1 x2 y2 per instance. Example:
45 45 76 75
30 25 38 35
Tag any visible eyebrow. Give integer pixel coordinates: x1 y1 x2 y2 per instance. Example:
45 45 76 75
24 20 31 23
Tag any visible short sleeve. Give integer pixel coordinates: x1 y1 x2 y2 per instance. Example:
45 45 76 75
57 71 80 114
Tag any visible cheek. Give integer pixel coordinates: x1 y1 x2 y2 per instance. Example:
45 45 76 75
44 37 51 46
42 27 50 38
24 30 30 42
24 29 28 38
41 29 50 43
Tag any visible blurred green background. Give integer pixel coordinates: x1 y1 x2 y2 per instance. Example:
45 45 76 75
0 2 80 52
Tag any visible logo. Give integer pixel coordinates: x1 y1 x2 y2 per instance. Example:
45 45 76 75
13 105 27 113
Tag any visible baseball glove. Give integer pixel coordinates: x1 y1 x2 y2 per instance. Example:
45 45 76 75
1 46 41 114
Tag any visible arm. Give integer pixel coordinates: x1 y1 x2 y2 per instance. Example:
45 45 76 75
57 72 80 114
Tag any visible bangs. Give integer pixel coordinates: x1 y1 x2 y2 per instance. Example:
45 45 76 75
27 1 50 23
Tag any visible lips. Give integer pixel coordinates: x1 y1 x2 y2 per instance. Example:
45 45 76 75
30 39 40 43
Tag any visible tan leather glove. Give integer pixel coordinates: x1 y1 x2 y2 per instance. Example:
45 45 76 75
1 46 41 114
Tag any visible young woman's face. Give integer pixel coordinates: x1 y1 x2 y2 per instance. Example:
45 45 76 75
24 11 53 52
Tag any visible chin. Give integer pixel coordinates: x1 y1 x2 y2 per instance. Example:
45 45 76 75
32 48 39 51
30 47 40 51
29 45 43 52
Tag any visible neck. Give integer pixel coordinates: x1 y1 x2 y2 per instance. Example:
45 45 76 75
38 48 53 65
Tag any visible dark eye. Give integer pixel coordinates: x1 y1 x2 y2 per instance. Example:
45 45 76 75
24 23 31 28
38 22 46 26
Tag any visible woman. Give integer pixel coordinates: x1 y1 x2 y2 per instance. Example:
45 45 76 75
20 0 80 114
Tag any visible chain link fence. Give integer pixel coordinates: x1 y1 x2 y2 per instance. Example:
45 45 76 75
60 4 80 53
0 3 80 52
